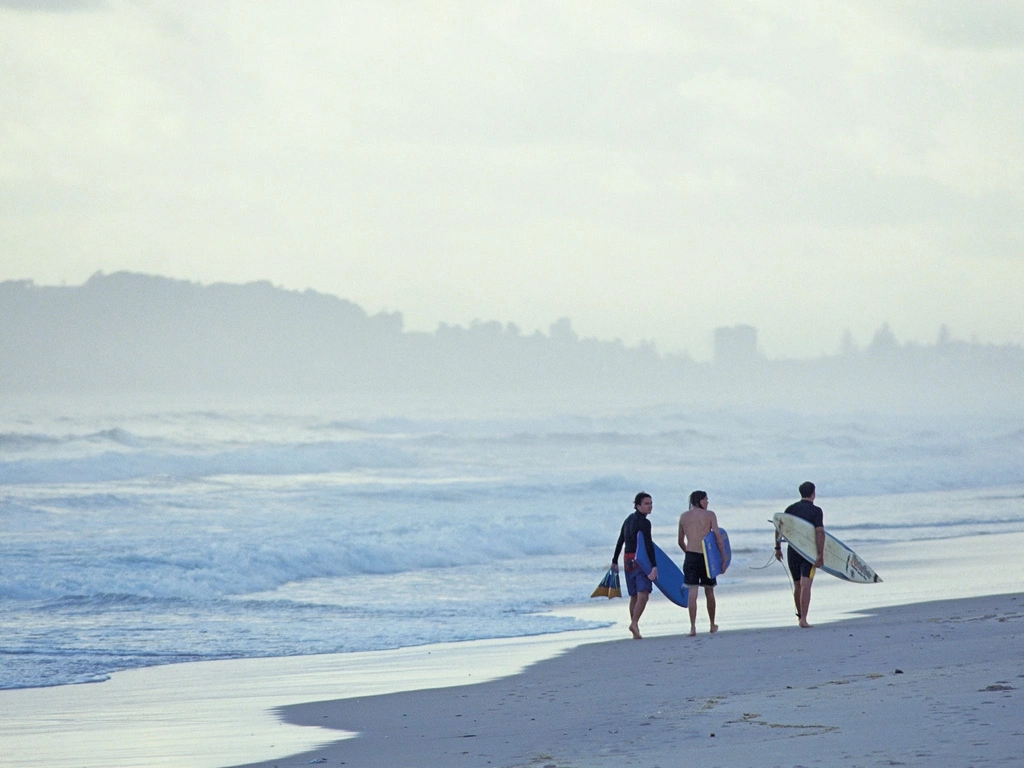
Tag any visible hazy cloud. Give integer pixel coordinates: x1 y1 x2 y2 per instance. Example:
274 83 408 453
868 1 1024 50
1 2 1022 359
0 0 102 12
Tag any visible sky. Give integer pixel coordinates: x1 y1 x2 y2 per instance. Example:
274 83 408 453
1 1 1022 360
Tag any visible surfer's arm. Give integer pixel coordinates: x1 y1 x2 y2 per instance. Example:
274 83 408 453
814 527 825 567
774 528 783 560
612 526 625 570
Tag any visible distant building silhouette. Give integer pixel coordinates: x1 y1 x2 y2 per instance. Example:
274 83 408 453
714 325 758 367
869 322 898 351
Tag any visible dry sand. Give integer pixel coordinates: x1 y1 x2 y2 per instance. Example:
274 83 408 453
231 592 1024 768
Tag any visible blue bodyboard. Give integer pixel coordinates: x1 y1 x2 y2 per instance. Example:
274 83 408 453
635 531 689 608
703 529 731 579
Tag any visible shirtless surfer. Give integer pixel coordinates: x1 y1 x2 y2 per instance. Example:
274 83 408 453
678 490 727 636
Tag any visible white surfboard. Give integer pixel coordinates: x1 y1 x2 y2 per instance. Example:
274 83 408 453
773 512 882 584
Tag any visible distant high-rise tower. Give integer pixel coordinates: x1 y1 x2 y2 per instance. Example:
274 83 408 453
714 325 758 367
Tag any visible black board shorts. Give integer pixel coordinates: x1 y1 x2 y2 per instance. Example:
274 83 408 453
683 551 717 588
787 544 815 580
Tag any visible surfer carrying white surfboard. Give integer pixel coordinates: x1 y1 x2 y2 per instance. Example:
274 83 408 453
678 490 726 636
775 481 825 628
611 492 659 639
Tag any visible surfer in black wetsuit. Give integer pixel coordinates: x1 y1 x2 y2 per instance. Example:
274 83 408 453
611 492 659 639
774 481 825 628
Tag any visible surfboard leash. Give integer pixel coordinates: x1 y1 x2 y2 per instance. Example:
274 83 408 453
748 550 778 570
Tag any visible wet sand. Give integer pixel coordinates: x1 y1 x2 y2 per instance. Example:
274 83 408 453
231 592 1024 768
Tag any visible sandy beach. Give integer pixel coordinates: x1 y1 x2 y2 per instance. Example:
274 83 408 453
232 592 1024 768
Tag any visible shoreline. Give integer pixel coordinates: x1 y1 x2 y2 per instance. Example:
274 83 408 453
1 590 1021 767
230 591 1024 768
2 531 1023 767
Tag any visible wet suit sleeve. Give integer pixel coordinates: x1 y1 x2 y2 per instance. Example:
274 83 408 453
640 515 656 568
612 521 626 564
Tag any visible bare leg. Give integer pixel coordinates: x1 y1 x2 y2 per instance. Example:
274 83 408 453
798 576 813 628
686 585 697 636
630 591 649 639
706 587 718 633
792 585 801 621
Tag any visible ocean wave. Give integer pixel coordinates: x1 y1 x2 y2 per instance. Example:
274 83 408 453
0 432 63 451
992 428 1024 445
827 516 1024 532
86 428 150 447
0 427 160 455
0 506 607 602
0 439 414 484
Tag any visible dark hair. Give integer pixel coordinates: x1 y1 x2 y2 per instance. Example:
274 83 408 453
633 492 651 510
799 481 816 499
689 490 707 507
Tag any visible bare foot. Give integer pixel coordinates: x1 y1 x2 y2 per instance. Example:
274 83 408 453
688 626 697 637
629 623 642 639
799 620 813 628
710 624 719 633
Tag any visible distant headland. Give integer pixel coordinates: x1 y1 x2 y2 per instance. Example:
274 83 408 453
2 272 1021 413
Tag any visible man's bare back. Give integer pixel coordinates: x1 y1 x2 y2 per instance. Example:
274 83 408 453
678 506 717 553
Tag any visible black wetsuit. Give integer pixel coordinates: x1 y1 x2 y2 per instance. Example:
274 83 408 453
784 498 824 578
613 511 656 571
